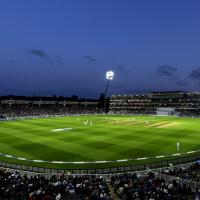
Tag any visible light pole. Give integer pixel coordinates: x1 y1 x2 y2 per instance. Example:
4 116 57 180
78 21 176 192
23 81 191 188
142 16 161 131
104 71 114 113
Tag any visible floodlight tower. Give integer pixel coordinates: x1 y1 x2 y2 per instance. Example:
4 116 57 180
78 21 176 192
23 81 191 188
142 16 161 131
104 71 114 113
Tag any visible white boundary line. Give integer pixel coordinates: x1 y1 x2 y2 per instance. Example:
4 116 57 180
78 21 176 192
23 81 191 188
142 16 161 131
1 149 200 164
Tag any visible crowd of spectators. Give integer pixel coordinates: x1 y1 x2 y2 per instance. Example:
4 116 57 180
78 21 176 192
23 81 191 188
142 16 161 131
1 163 200 200
0 104 101 118
0 170 113 200
110 171 197 200
162 162 200 182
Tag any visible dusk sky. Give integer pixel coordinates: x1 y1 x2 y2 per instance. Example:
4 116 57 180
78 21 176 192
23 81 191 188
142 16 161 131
1 0 200 98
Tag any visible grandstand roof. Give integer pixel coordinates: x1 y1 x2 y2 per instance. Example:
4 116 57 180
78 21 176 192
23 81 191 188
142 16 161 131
150 91 184 94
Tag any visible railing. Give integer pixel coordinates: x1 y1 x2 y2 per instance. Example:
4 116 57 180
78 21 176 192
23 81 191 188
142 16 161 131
0 155 199 176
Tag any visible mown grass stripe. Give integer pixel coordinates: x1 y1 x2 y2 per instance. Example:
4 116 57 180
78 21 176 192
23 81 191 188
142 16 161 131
0 115 200 168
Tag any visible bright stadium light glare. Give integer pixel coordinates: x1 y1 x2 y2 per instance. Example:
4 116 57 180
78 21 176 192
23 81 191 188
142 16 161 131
106 71 114 80
104 70 114 113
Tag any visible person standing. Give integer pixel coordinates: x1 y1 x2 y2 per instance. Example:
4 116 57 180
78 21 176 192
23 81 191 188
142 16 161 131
177 142 180 152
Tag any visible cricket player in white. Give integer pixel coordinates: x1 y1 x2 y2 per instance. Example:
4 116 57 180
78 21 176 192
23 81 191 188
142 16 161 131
177 142 180 152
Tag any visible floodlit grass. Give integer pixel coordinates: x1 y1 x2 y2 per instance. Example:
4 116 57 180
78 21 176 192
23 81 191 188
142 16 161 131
0 115 200 169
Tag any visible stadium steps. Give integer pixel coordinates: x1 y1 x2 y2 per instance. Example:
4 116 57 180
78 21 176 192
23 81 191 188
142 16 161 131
108 184 120 200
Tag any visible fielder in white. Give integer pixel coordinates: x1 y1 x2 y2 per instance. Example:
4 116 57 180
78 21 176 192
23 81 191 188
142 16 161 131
177 142 180 152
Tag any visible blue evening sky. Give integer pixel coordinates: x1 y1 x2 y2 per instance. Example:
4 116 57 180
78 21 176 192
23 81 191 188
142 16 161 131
0 0 200 97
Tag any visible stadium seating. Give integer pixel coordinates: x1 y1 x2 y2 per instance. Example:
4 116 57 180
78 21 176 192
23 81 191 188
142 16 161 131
110 170 199 200
0 103 101 118
110 91 200 116
162 162 200 182
1 165 200 200
0 170 113 200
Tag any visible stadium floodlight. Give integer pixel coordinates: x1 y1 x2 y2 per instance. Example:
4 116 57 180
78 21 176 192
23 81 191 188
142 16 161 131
104 70 114 113
106 71 114 80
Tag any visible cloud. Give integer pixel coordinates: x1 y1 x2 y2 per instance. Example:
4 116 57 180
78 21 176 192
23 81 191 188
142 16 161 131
111 64 132 74
50 61 55 65
148 65 189 87
176 80 188 86
24 48 47 58
55 56 63 64
156 65 177 76
84 55 96 62
147 74 153 79
112 64 126 72
189 68 200 82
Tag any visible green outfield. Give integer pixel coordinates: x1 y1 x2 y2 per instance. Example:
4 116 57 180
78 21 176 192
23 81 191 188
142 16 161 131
0 115 200 169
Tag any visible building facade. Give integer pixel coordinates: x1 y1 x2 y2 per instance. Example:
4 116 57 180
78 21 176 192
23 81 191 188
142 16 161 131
110 91 200 115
